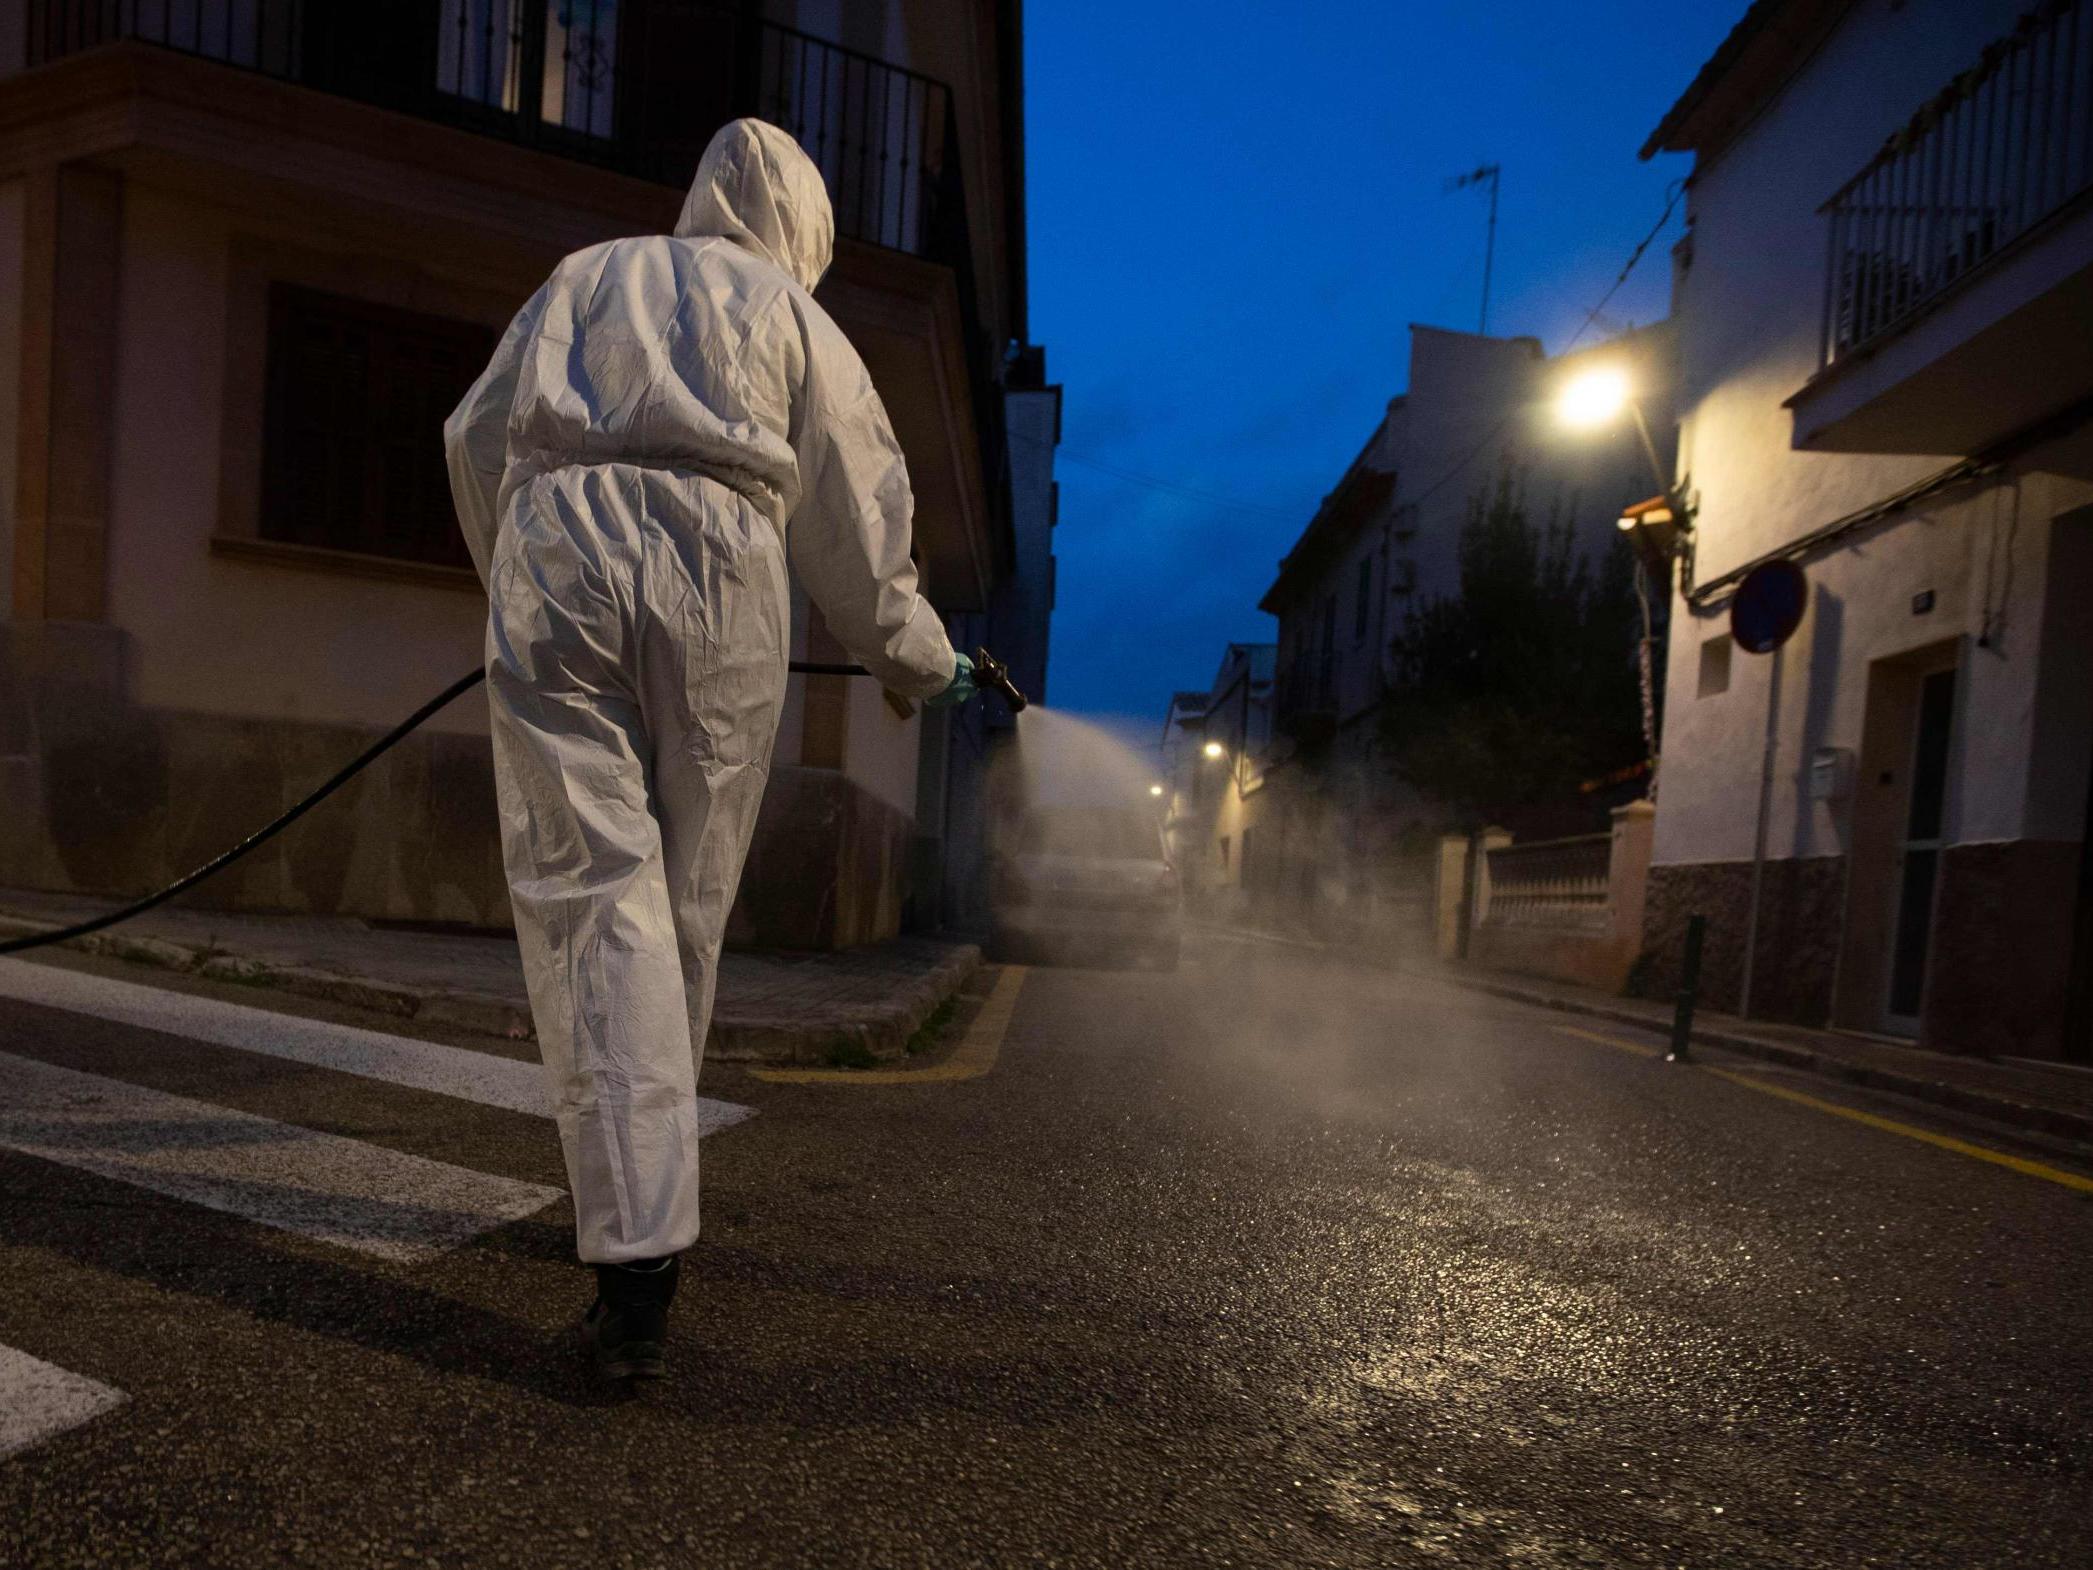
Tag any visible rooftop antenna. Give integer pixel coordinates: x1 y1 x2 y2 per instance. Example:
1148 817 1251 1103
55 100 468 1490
1444 163 1502 334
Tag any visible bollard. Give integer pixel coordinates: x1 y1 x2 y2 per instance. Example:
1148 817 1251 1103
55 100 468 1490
1668 913 1705 1063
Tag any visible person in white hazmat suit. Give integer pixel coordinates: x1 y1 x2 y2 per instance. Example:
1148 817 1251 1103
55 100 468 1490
445 118 975 1380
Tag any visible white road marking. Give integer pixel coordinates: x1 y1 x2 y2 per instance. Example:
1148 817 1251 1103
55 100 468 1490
0 958 753 1136
0 1343 126 1461
0 1050 564 1263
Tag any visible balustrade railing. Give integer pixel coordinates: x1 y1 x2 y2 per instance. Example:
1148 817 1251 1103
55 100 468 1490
1822 0 2093 364
1482 833 1611 926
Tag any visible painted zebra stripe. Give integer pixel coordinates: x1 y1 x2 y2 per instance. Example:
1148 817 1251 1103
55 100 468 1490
0 1050 564 1263
0 958 753 1136
0 1343 126 1461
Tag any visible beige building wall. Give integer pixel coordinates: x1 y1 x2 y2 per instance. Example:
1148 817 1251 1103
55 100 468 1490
104 184 501 738
0 5 1020 947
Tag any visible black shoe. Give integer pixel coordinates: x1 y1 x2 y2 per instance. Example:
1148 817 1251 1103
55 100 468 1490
581 1255 680 1381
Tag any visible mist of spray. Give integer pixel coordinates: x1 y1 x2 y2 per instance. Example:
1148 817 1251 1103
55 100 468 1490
1006 707 1162 814
991 710 1517 1128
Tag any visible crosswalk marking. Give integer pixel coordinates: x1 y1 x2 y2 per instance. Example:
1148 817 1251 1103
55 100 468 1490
0 958 754 1136
0 1050 565 1263
0 1343 126 1461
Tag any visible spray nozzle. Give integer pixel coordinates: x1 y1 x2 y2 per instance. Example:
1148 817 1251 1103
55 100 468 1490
971 646 1028 713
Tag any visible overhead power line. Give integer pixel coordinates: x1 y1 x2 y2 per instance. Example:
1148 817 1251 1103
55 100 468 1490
1048 179 1688 533
1563 178 1686 356
1404 178 1689 513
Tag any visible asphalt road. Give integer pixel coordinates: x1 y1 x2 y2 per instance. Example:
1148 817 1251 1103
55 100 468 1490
1 934 2089 1569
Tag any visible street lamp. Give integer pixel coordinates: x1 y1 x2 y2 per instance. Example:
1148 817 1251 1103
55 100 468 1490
1202 740 1226 761
1555 364 1673 514
1148 782 1165 797
1554 361 1690 801
1555 365 1629 429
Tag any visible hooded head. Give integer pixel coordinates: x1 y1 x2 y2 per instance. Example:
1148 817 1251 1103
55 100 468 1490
674 118 835 293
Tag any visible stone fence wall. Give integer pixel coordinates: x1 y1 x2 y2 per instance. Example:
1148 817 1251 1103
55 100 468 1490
1435 801 1657 993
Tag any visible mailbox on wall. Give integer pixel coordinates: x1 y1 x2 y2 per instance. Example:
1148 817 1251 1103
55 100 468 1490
1809 747 1856 802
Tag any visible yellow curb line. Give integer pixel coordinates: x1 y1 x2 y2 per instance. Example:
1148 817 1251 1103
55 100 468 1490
1551 1025 2093 1194
1553 1024 1663 1060
749 965 1029 1086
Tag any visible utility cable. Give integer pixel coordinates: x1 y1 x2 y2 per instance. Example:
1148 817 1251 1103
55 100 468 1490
1400 177 1689 515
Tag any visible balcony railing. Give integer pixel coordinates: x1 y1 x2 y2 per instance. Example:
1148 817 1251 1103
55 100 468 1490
26 2 955 261
1275 653 1336 739
1821 0 2093 364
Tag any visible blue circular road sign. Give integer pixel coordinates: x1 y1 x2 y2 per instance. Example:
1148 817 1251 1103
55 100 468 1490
1731 560 1808 654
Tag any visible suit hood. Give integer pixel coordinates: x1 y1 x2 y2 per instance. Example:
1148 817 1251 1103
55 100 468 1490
674 118 835 293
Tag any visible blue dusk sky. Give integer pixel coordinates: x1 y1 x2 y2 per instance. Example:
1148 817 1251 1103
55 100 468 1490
1024 0 1740 738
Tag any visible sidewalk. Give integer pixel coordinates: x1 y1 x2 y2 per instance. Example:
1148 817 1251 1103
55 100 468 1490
0 888 979 1066
1439 966 2093 1148
1195 918 2093 1147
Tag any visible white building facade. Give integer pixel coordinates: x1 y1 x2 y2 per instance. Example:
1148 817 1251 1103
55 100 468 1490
1158 645 1274 917
1257 321 1674 923
1642 0 2093 1060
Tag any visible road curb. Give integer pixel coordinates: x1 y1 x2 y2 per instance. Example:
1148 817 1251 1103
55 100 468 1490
0 913 982 1067
710 945 985 1066
1443 973 2093 1147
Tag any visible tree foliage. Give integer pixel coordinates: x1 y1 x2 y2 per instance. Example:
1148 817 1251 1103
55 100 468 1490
1379 467 1644 827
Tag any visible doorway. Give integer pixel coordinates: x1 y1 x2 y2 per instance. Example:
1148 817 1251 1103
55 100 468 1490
1882 668 1957 1034
1835 641 1963 1041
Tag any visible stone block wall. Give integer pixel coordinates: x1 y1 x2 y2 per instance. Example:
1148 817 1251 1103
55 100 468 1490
1 621 918 949
1458 804 1655 993
1642 845 2085 1057
729 765 914 951
1927 840 2080 1060
1639 856 1846 1024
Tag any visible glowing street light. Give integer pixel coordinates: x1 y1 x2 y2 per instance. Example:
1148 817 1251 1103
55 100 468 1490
1148 782 1165 797
1202 740 1226 760
1556 358 1688 811
1555 361 1673 520
1555 365 1631 430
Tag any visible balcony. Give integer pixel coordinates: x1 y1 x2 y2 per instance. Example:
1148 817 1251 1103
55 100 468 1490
12 1 1007 607
1275 655 1336 746
1789 0 2093 454
25 2 959 259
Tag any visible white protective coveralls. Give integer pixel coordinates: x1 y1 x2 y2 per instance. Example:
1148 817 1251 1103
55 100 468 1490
444 118 957 1264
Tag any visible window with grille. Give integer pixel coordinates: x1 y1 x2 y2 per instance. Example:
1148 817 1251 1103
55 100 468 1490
261 286 496 571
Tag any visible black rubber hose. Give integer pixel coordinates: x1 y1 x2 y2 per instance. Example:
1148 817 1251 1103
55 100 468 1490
0 657 881 958
0 668 492 958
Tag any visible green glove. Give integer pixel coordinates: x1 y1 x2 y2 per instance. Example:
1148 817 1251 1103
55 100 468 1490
925 652 976 708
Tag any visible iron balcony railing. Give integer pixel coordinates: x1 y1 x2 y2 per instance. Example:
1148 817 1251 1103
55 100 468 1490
1274 653 1336 732
27 0 1008 544
29 2 953 257
1821 0 2093 364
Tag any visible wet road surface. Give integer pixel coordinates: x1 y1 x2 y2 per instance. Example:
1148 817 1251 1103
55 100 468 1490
1 935 2088 1568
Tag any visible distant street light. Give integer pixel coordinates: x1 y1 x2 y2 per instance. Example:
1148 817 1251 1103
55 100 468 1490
1202 740 1226 760
1149 783 1165 797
